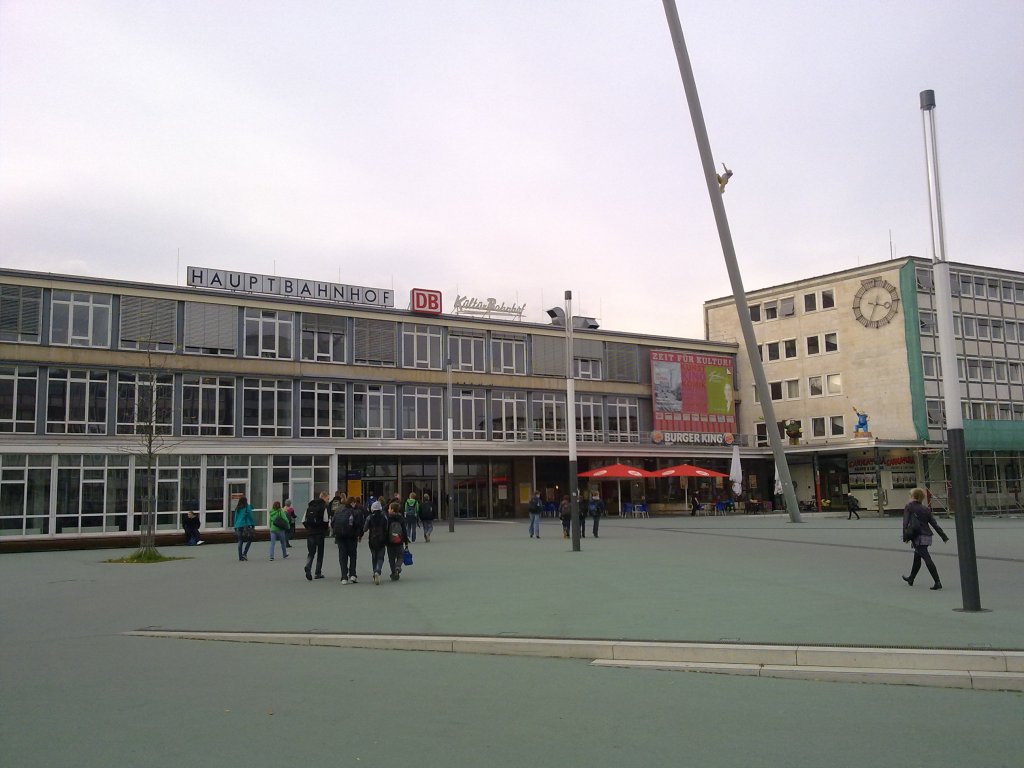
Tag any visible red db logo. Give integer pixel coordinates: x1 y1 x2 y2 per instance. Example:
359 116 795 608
410 288 442 315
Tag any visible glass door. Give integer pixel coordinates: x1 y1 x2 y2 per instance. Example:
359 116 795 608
227 481 249 527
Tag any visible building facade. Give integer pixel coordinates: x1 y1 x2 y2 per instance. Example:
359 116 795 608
1 267 749 542
704 257 1024 514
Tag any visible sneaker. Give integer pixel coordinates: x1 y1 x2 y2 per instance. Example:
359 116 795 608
282 553 288 559
373 573 381 585
350 576 358 584
196 540 204 545
315 574 324 580
270 557 274 561
341 578 349 585
902 576 913 586
390 573 398 581
930 583 942 590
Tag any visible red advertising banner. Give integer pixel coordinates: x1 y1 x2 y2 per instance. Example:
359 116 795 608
650 351 735 445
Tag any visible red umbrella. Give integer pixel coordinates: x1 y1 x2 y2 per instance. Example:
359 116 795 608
653 463 728 478
578 463 654 479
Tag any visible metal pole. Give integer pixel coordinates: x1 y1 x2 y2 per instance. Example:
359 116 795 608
446 352 456 533
661 0 801 522
566 290 581 551
920 89 981 610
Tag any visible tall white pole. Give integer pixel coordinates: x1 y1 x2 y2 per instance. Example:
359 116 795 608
566 291 581 551
446 351 455 533
920 89 980 610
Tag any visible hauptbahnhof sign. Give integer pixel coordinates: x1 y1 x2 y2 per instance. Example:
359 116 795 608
187 266 394 307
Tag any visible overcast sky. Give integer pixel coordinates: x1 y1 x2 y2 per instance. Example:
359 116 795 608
2 1 1021 338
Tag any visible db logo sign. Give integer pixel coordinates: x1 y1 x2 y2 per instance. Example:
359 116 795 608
410 288 442 315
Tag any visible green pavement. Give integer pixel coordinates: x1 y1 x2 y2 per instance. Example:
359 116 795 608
2 514 1022 767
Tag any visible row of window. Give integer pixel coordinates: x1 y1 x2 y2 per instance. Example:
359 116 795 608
925 399 1024 425
755 415 845 444
0 285 639 381
0 366 642 442
922 354 1024 384
758 332 840 361
918 310 1024 340
916 268 1024 303
753 373 843 403
749 289 836 322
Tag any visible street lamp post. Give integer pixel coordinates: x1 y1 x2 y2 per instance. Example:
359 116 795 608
446 351 456 533
564 291 581 551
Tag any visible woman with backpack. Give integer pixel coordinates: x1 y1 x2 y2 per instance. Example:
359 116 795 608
268 501 290 561
363 500 389 585
232 496 255 562
386 501 410 582
901 487 949 590
403 491 420 543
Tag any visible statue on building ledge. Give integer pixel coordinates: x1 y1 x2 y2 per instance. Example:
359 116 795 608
852 406 871 437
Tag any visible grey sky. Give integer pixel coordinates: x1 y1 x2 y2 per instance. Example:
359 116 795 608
2 1 1021 337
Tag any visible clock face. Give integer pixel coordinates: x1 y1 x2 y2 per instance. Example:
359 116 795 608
852 279 900 328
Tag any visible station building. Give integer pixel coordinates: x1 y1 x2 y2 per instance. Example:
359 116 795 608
704 257 1024 514
0 266 752 544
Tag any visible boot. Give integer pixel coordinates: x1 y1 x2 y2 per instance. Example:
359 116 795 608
902 575 914 586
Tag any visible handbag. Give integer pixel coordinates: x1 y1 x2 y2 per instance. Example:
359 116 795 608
402 548 414 566
272 515 289 531
904 512 922 541
242 525 256 542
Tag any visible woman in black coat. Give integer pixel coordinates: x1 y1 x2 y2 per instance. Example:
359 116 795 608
902 487 949 590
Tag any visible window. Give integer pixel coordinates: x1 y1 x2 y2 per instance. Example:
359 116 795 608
821 289 835 309
769 381 783 401
0 285 42 343
823 332 838 353
922 355 938 378
353 319 397 366
352 383 396 438
490 334 526 375
806 335 820 355
808 375 823 397
764 301 778 320
184 302 237 355
958 274 972 296
115 371 174 435
301 314 346 363
182 375 235 436
987 279 999 299
607 397 639 443
452 388 486 439
1009 362 1022 383
926 399 945 426
242 378 292 437
920 311 937 335
826 373 842 395
119 296 176 351
402 324 442 370
991 321 1003 341
449 332 486 372
576 394 604 442
301 381 346 438
244 309 293 359
532 392 566 441
1002 282 1014 302
575 358 602 379
811 417 826 437
916 269 933 293
0 366 37 432
783 339 797 359
804 293 817 312
1016 283 1024 303
766 341 780 361
830 415 844 435
491 390 527 441
962 316 976 338
994 361 1008 381
779 297 795 317
977 319 990 340
50 291 111 347
785 379 800 399
400 385 442 439
981 361 994 382
755 421 769 447
749 304 761 322
46 369 108 434
1006 322 1017 342
966 359 980 380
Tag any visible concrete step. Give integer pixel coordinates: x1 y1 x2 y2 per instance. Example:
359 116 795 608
125 630 1024 690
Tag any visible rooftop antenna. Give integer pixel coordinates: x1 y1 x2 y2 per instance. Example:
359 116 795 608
889 229 895 259
176 248 180 285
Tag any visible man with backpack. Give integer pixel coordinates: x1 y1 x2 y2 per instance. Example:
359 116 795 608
303 491 330 581
328 490 347 526
527 490 543 539
386 501 410 581
588 492 605 538
419 491 437 542
363 499 389 585
332 496 365 584
403 491 420 543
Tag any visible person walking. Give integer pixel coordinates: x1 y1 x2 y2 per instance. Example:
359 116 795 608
847 494 861 520
386 501 410 582
419 491 437 542
333 496 365 584
268 501 290 561
283 499 296 548
559 495 571 539
182 510 203 546
363 499 389 585
902 487 949 590
528 490 543 538
328 490 347 527
303 491 330 581
232 496 255 562
588 492 605 538
403 491 420 543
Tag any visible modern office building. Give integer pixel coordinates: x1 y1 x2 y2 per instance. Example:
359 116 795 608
1 266 749 543
704 257 1024 514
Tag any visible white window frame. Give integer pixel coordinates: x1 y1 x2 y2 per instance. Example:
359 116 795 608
490 335 527 375
182 375 235 436
50 291 111 348
400 385 442 439
115 371 174 436
352 383 396 439
449 333 486 373
825 373 842 395
301 380 346 438
0 365 37 433
452 388 486 439
402 324 443 370
46 368 108 434
607 396 639 443
574 358 602 380
491 390 528 441
242 378 293 437
532 392 566 442
575 394 603 442
244 309 293 359
808 375 824 398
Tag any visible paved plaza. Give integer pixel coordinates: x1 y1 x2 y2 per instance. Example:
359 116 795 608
3 513 1022 767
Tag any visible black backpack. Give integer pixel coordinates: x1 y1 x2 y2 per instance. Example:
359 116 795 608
335 510 356 538
388 518 404 545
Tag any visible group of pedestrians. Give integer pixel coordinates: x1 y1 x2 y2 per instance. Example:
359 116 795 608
527 491 606 539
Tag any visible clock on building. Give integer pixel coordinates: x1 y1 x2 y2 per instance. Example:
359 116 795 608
852 278 900 328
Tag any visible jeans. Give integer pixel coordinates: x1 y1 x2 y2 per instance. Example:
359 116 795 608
235 529 252 559
405 516 418 542
592 515 601 537
269 530 288 559
369 545 386 575
386 543 405 576
337 538 359 580
421 519 434 540
305 534 326 576
528 513 541 537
